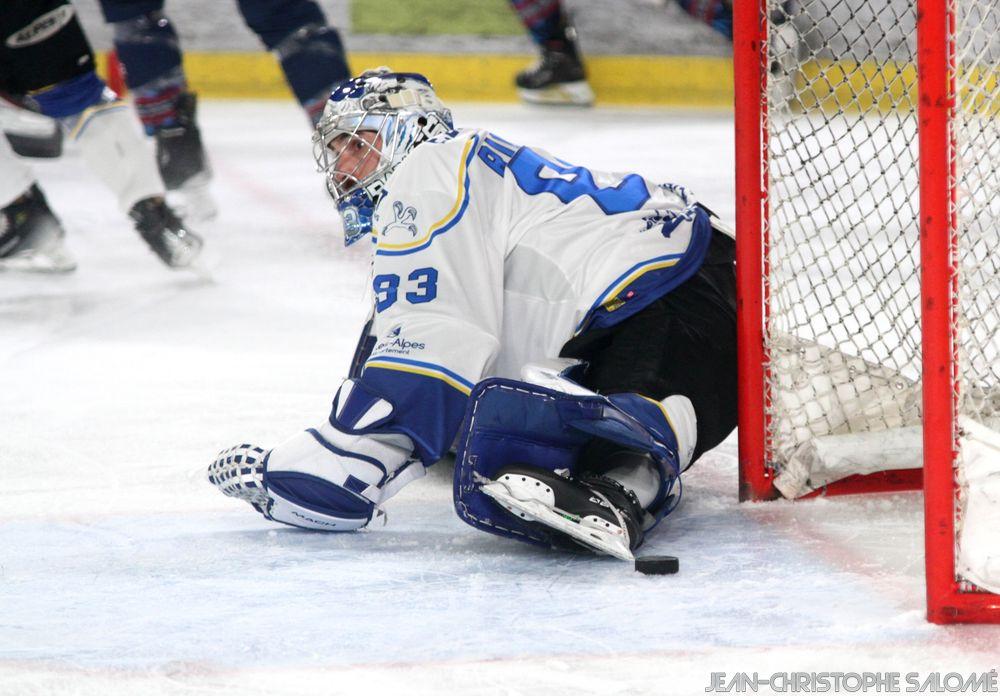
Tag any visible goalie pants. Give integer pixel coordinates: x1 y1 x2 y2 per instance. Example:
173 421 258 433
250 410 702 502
561 226 737 467
0 1 96 96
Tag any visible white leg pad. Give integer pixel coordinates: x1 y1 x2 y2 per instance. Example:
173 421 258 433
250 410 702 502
70 102 163 212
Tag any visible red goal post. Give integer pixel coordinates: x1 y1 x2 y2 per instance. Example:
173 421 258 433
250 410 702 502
734 0 1000 623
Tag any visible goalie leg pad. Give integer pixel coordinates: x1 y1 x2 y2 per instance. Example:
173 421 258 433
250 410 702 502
453 376 683 551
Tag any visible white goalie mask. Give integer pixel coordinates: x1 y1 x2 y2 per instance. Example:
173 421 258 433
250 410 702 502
312 68 454 245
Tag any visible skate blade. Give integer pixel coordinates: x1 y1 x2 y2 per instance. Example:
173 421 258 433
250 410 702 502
164 236 213 279
179 248 217 282
481 480 635 561
518 81 595 107
0 248 77 274
185 258 213 281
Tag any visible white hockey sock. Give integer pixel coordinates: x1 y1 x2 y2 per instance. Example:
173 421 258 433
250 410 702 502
661 394 697 471
605 457 662 509
68 100 164 213
0 133 36 207
604 395 698 509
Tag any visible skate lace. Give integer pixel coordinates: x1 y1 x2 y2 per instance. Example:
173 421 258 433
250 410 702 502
579 474 643 540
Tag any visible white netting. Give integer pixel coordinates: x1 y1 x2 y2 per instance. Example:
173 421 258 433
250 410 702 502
764 0 923 471
954 0 1000 431
952 0 1000 594
761 0 999 481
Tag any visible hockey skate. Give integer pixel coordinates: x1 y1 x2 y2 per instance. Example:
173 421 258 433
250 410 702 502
481 465 645 560
516 31 594 106
128 197 204 269
155 92 216 222
0 184 76 273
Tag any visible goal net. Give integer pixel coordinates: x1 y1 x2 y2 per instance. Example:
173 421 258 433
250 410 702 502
734 0 999 622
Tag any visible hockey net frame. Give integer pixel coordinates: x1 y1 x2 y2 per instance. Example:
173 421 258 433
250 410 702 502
734 0 1000 623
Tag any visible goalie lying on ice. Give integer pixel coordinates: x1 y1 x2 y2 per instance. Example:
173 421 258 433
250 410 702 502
208 69 737 561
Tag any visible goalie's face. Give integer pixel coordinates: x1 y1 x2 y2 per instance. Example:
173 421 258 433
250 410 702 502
327 130 384 197
314 69 453 246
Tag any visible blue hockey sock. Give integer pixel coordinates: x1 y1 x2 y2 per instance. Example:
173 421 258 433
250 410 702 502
132 67 187 135
274 23 350 124
112 10 184 90
236 0 349 124
509 0 569 50
111 10 187 134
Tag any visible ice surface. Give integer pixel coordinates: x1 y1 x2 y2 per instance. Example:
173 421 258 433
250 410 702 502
1 103 997 695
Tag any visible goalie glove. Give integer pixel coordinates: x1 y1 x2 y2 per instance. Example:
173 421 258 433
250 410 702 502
207 379 422 531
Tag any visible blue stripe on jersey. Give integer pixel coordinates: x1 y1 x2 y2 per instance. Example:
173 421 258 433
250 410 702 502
375 134 480 257
576 252 685 333
574 207 715 335
364 356 475 395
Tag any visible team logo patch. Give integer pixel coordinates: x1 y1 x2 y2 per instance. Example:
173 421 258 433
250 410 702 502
374 326 426 356
640 207 697 238
6 6 75 48
381 200 418 238
640 183 699 237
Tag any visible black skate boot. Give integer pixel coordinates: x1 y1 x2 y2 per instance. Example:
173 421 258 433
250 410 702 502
0 184 76 273
155 92 210 190
481 465 645 560
155 92 216 221
516 23 594 106
128 197 204 269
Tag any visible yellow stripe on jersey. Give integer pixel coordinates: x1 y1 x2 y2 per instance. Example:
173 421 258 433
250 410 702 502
602 258 681 309
365 359 473 396
68 102 130 140
376 136 476 252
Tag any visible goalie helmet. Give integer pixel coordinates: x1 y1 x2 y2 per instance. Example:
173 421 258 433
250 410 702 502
313 68 454 245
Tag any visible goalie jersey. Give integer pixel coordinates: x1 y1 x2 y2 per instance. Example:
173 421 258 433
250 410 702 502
350 129 714 464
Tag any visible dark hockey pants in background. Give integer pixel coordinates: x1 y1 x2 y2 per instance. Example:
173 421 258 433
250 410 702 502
0 1 96 95
561 227 738 467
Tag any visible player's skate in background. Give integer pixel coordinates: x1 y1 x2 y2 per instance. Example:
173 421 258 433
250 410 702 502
509 0 594 106
0 132 74 273
0 1 203 271
209 69 736 561
99 0 352 221
507 0 734 108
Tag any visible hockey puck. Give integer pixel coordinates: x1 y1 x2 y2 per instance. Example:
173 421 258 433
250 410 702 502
634 555 679 575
